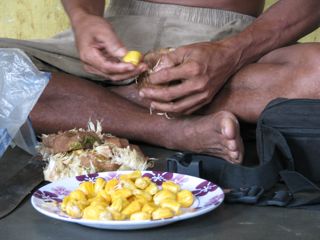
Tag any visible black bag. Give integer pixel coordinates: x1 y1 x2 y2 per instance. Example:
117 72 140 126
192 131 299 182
167 98 320 209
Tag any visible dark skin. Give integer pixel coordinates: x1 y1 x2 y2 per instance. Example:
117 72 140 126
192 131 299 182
31 0 320 164
62 0 319 115
147 0 266 17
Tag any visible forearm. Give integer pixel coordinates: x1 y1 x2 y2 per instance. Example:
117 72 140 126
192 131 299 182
61 0 105 26
224 0 320 69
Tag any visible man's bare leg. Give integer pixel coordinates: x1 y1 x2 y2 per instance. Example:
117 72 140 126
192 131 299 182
108 42 320 162
30 43 320 163
204 43 320 120
31 73 243 163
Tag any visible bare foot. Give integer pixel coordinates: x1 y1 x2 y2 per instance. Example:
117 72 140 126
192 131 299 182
170 111 244 164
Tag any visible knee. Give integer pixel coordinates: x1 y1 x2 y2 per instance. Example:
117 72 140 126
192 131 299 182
295 44 320 88
279 43 320 80
298 43 320 72
260 43 320 72
289 43 320 98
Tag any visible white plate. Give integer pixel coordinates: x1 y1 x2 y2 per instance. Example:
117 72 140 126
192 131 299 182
31 171 224 230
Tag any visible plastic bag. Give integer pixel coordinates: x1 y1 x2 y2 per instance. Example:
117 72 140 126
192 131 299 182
0 48 50 157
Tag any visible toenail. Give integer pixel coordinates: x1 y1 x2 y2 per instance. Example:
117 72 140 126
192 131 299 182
230 151 239 160
228 142 236 151
222 127 227 136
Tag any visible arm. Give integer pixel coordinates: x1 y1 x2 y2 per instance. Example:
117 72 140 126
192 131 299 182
141 0 320 115
61 0 105 23
229 0 320 69
61 0 147 81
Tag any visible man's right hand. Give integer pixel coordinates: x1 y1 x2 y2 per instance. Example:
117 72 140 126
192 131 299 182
72 13 147 81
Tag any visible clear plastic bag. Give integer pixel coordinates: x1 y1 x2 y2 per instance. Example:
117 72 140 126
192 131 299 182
0 48 50 157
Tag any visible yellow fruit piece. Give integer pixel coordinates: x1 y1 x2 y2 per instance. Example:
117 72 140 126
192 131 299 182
94 178 106 195
145 182 159 196
83 205 112 221
160 199 181 214
162 181 180 194
107 207 127 220
96 191 111 204
152 207 174 220
69 189 87 202
65 190 89 211
133 189 152 202
78 181 95 198
64 200 83 218
177 190 194 208
122 51 143 66
122 200 142 216
110 197 125 212
104 178 119 193
60 196 70 212
113 188 133 199
135 177 150 189
141 203 157 215
120 179 137 190
133 195 150 205
88 196 108 208
130 211 151 221
153 190 176 205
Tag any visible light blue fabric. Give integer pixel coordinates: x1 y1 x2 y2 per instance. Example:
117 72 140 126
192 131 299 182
0 128 12 157
0 49 50 156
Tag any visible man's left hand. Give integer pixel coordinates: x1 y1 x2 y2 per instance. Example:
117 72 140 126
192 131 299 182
139 41 240 115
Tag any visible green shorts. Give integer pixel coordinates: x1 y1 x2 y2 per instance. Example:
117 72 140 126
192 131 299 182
0 0 255 83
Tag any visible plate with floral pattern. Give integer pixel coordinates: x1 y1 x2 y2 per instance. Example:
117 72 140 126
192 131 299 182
31 171 224 230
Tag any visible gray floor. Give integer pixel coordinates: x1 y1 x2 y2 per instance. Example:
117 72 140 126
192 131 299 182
1 146 320 240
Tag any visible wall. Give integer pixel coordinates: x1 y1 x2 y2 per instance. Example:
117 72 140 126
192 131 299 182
0 0 69 39
0 0 318 42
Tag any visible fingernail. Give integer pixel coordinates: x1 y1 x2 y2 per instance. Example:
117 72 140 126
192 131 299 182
139 91 145 97
127 65 135 70
139 65 147 72
115 47 127 57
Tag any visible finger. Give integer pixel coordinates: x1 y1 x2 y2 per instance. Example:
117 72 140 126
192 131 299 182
84 63 145 81
105 62 148 81
140 74 209 102
80 46 132 74
143 48 176 70
148 60 203 85
83 64 107 77
150 91 211 114
183 99 211 115
108 68 146 81
94 22 127 58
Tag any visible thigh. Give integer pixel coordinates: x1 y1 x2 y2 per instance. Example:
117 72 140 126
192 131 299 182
226 42 320 92
258 42 320 66
201 43 320 120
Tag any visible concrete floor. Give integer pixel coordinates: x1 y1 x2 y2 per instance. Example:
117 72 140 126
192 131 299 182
1 146 320 240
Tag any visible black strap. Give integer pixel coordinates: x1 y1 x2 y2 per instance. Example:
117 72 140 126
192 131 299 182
167 151 282 190
225 186 264 204
280 170 320 207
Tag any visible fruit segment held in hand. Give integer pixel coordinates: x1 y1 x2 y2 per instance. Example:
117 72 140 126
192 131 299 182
122 50 143 66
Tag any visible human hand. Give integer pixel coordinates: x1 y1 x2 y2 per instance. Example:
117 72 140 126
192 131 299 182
72 13 147 81
138 41 240 115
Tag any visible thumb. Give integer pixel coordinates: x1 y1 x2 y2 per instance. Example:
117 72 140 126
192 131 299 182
111 45 127 58
99 25 128 58
153 49 181 72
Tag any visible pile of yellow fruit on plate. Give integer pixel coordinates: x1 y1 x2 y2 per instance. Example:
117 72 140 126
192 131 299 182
60 171 194 221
